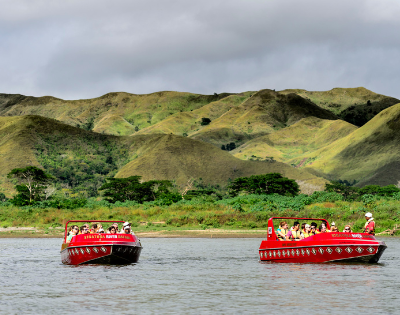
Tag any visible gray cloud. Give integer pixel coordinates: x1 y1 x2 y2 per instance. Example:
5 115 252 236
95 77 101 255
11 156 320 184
1 0 400 99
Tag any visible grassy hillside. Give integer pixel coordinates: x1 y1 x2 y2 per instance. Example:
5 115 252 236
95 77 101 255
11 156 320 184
190 89 338 147
0 115 327 197
286 104 400 185
280 87 399 114
0 115 135 196
0 116 44 194
232 117 357 163
0 92 234 136
2 87 400 192
135 92 253 137
116 133 328 189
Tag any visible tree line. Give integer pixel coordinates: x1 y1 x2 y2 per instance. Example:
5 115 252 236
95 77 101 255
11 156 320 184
5 166 400 209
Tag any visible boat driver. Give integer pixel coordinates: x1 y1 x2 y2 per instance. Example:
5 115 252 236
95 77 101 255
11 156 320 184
364 212 375 235
122 221 135 235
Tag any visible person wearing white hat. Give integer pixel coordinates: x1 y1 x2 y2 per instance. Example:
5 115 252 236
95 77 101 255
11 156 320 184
122 222 135 235
363 212 375 235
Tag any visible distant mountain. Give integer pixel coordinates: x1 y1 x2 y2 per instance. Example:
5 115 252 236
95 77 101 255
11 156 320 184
0 91 235 136
280 87 400 126
1 87 400 193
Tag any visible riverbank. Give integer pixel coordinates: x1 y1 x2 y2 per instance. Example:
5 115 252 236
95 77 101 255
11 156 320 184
0 227 268 238
1 197 400 236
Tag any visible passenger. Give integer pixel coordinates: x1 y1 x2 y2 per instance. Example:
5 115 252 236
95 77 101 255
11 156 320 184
302 224 313 238
66 225 79 243
277 221 289 241
287 221 303 241
79 223 90 234
80 225 90 234
98 228 105 233
364 212 375 235
319 224 327 233
331 226 339 232
301 223 306 234
310 222 318 235
321 222 331 232
108 226 117 234
112 223 119 233
90 223 98 234
343 225 352 233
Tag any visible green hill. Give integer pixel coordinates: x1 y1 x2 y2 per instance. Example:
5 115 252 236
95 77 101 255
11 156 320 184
135 92 253 137
0 115 327 196
280 87 398 113
116 133 328 189
190 89 338 147
232 117 357 163
280 87 400 127
287 104 400 185
0 115 137 195
0 92 234 136
1 87 400 192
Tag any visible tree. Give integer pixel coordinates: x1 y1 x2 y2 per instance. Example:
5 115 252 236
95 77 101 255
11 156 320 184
325 181 359 200
7 166 54 204
228 173 299 197
201 118 211 126
359 184 400 197
99 176 179 203
226 142 236 151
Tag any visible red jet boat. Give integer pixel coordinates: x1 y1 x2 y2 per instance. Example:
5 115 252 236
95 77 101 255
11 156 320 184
61 220 142 265
259 217 387 263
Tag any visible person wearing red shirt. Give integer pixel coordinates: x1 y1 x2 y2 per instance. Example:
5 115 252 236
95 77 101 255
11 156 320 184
364 212 375 235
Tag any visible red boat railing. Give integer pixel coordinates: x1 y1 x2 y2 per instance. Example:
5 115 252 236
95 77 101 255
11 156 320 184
63 220 125 242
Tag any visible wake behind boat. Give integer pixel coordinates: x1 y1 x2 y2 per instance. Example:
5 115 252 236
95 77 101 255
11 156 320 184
61 220 142 265
259 217 387 263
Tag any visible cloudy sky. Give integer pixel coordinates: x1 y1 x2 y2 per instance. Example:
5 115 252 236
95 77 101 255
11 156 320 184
1 0 400 99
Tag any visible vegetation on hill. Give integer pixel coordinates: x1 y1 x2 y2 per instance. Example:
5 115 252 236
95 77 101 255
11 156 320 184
289 104 400 186
228 173 299 197
280 87 400 126
232 117 357 163
280 87 399 113
99 176 180 204
1 86 400 192
190 89 338 147
339 97 400 126
116 134 327 189
135 92 253 138
0 91 235 136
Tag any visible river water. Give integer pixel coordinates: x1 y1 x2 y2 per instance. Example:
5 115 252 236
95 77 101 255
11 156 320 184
0 237 398 314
